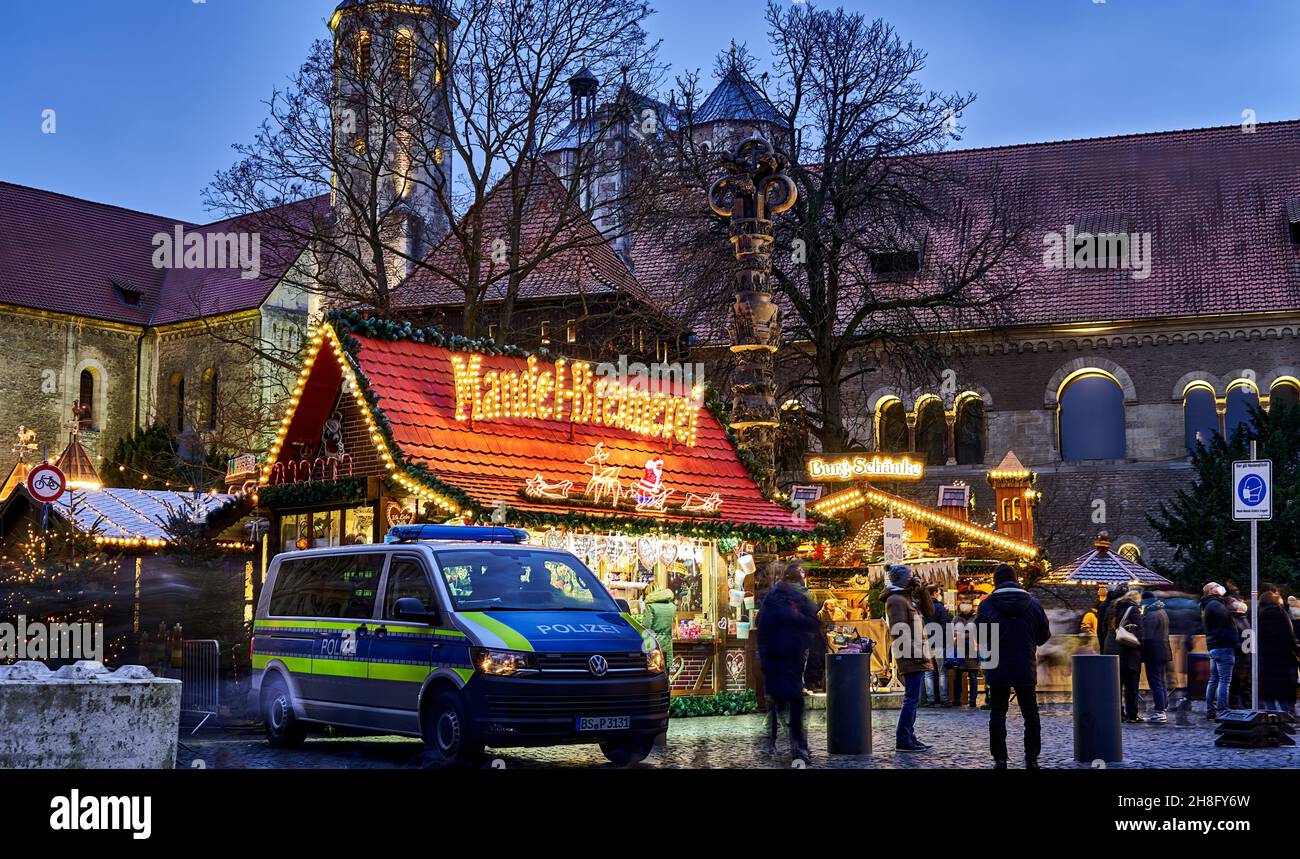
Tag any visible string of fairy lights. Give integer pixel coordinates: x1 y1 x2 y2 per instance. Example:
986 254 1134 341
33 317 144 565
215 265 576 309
259 323 463 517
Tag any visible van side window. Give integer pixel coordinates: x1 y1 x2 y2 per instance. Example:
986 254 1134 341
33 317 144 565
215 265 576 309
270 554 384 619
384 557 437 620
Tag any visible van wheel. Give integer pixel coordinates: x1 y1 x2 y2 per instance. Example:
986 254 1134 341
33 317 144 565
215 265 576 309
600 733 656 767
422 690 483 767
261 675 307 749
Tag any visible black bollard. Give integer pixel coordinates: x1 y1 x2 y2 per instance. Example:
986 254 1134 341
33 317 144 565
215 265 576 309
826 650 872 755
1073 653 1123 763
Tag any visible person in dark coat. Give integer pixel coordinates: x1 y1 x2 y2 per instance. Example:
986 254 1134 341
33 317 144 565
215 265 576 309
1096 585 1126 651
1103 588 1145 722
951 601 982 706
756 560 820 760
1258 591 1299 713
1199 582 1238 719
885 565 935 752
974 564 1051 768
1141 599 1172 722
923 584 951 707
1228 598 1252 710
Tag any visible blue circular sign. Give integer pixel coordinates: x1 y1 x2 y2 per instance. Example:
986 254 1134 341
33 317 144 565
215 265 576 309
1238 473 1267 507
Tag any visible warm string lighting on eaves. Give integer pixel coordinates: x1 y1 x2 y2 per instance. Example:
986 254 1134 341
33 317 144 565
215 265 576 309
259 324 461 517
810 485 1038 560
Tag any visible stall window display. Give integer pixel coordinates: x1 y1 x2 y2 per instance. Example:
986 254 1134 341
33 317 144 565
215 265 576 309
280 506 374 552
532 528 721 635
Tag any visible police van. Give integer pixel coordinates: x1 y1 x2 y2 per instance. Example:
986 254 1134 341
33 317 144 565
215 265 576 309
251 524 670 766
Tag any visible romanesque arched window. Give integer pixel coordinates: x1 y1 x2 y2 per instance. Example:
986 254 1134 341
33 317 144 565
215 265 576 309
915 398 947 465
955 396 986 465
877 398 907 454
1270 379 1299 411
395 28 414 79
1059 372 1125 461
204 368 219 431
78 369 95 430
171 373 186 433
1183 384 1219 454
1225 381 1259 438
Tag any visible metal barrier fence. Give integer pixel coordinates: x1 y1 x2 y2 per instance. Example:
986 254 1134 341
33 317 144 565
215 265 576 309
179 639 220 733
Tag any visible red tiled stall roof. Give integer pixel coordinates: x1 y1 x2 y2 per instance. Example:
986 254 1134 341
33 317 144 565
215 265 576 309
276 325 808 533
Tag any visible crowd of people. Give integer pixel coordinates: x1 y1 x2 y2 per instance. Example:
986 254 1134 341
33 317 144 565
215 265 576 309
749 558 1300 768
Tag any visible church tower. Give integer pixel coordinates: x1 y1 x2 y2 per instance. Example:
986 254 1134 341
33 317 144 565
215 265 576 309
329 0 454 285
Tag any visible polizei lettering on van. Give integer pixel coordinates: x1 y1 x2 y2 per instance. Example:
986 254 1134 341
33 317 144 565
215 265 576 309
534 622 620 635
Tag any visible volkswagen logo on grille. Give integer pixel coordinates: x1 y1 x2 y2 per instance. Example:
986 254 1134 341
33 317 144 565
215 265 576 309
588 654 609 676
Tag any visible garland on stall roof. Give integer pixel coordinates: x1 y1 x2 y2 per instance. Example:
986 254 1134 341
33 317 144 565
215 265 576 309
258 476 367 509
501 504 839 548
328 330 479 515
328 309 538 359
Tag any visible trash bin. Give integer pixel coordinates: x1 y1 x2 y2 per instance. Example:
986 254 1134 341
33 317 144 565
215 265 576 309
825 649 872 755
1072 653 1122 763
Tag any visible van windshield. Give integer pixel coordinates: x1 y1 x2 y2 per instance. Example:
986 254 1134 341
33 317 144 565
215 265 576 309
433 549 619 612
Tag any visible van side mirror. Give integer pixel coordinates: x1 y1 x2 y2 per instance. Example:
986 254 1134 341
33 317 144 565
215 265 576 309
614 598 632 614
394 597 438 624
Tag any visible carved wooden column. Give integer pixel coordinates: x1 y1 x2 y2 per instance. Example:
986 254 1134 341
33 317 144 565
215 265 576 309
708 138 797 492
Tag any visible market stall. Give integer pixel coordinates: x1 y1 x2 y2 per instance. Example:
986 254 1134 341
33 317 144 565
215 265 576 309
255 313 819 695
800 454 1044 692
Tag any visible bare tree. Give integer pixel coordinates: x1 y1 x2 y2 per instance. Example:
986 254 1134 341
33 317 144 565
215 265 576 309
650 3 1037 453
204 0 663 340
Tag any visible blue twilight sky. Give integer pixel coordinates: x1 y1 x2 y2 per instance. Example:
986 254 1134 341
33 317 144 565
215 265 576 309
1 0 1297 223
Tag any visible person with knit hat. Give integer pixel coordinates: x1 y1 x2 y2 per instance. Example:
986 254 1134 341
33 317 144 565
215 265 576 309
974 564 1051 768
884 563 934 752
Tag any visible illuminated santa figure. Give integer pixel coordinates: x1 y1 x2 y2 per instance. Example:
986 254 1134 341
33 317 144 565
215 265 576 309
635 456 665 504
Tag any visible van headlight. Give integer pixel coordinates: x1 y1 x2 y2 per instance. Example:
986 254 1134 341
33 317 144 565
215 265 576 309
471 647 537 676
646 647 665 674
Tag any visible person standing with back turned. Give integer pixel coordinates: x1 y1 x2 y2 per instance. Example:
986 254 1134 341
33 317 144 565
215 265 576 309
975 564 1051 769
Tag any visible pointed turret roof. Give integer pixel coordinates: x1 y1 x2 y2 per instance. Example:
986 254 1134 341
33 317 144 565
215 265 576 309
0 461 29 501
1044 532 1173 587
695 67 784 127
54 438 102 490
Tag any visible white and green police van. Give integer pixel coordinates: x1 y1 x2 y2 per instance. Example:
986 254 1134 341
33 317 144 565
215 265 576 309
251 524 670 765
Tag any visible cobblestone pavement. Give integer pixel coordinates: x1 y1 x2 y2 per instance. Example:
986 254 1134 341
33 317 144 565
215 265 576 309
181 703 1300 770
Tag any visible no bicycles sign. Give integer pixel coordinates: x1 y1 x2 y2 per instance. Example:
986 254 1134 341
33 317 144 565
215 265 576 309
26 463 66 503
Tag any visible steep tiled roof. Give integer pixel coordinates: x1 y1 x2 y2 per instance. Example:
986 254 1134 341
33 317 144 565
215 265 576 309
695 68 784 127
0 182 181 325
922 120 1300 328
394 163 655 308
299 328 808 532
0 182 321 327
149 197 325 325
632 120 1300 338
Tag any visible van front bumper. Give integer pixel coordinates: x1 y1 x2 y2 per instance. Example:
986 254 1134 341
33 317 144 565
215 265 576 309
463 672 670 746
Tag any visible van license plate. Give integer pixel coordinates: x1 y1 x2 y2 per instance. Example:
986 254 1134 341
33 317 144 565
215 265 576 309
576 716 630 731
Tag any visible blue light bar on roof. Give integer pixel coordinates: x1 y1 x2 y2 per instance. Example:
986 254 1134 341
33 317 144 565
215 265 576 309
384 524 529 544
